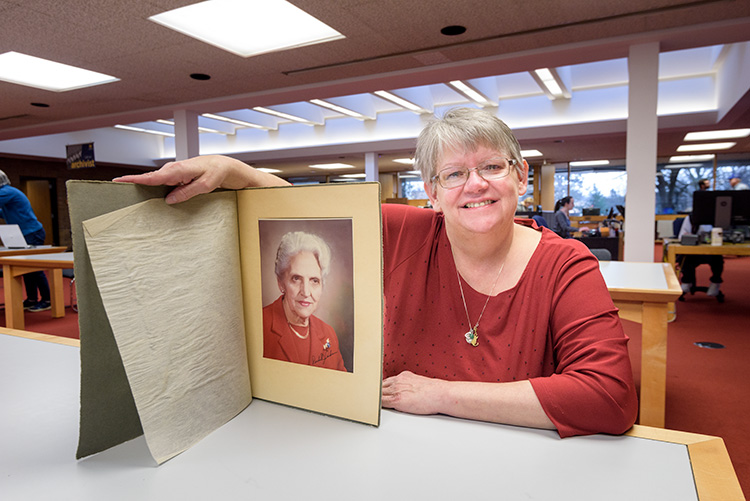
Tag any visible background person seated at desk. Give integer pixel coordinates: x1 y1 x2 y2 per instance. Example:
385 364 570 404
729 176 749 190
116 107 637 438
551 196 577 238
0 169 51 312
677 215 723 297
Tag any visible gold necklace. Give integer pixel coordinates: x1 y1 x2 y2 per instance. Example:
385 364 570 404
288 323 310 340
454 259 505 347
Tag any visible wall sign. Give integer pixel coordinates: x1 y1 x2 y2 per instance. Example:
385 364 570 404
66 142 95 170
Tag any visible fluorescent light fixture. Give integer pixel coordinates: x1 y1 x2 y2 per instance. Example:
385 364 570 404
676 142 736 152
521 149 543 158
570 160 610 167
156 119 228 135
309 99 368 119
149 0 344 58
373 90 426 113
0 51 119 92
532 68 569 99
684 129 750 141
252 106 315 124
114 125 175 137
394 158 415 165
448 80 494 106
669 154 715 163
340 173 367 178
664 163 704 169
309 163 353 170
399 171 422 178
202 113 266 129
256 167 282 173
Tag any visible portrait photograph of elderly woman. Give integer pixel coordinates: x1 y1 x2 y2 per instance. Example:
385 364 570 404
259 219 354 372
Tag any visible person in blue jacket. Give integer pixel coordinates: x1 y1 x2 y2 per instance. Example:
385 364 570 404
0 170 51 312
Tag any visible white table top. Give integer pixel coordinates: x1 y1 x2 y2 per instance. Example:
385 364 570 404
0 251 74 263
0 333 701 500
598 261 670 291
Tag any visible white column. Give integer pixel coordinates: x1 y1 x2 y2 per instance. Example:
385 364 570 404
173 109 200 160
365 152 379 182
624 42 659 262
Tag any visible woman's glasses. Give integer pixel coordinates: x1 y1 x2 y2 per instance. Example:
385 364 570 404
432 158 517 189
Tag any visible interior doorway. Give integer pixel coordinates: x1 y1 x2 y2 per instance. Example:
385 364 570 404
20 177 58 245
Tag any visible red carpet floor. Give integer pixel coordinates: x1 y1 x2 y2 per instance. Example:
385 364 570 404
3 253 749 495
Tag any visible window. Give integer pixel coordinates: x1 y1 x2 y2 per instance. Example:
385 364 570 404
655 162 713 213
555 165 627 216
655 154 750 214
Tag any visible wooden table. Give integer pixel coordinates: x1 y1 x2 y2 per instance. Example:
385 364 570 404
599 261 683 428
0 245 67 256
0 251 74 330
665 240 750 272
0 332 743 500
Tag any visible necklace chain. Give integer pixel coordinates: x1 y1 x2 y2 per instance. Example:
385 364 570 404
454 256 505 347
288 323 309 340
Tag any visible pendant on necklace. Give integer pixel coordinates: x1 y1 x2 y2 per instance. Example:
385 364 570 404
464 327 479 347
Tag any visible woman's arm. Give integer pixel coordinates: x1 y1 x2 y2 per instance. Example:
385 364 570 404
382 372 555 430
114 155 290 203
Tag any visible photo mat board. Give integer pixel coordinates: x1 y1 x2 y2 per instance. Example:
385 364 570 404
258 218 355 372
238 184 383 426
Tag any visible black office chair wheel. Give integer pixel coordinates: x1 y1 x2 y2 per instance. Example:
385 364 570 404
716 291 725 303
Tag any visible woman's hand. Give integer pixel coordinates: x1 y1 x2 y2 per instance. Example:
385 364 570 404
381 371 445 415
113 155 289 204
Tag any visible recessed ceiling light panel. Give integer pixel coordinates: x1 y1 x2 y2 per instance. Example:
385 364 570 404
149 0 345 58
676 142 736 152
309 163 353 170
0 51 119 92
521 149 543 158
570 160 610 167
684 129 750 141
669 154 715 163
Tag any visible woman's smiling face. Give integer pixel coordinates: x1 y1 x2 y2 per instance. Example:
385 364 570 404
425 145 528 237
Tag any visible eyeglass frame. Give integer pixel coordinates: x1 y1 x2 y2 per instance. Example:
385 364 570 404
430 157 519 189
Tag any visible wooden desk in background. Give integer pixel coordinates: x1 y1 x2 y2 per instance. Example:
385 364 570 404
599 261 683 428
0 332 743 500
665 241 750 273
0 245 67 256
0 251 74 330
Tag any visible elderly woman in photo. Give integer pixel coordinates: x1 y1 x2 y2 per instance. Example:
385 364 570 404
263 231 347 372
115 107 637 437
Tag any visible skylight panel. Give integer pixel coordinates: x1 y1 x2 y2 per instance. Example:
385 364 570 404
149 0 344 58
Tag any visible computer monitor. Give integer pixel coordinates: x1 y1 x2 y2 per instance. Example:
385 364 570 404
692 190 750 229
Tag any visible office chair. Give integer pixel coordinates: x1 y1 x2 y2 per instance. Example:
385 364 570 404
589 248 612 261
677 257 725 303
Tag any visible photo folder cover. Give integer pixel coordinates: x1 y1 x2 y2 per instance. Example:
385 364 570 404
67 180 383 464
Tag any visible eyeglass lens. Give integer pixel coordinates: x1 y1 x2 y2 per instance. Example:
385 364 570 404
437 159 512 188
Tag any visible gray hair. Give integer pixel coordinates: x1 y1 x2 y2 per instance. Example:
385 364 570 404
274 231 332 282
0 170 10 187
415 107 524 185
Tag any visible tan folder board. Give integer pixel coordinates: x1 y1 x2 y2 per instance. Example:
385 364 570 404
67 180 383 464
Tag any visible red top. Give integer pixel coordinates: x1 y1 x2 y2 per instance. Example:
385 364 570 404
381 204 637 437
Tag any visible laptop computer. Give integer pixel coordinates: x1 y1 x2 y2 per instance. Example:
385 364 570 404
0 224 35 249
